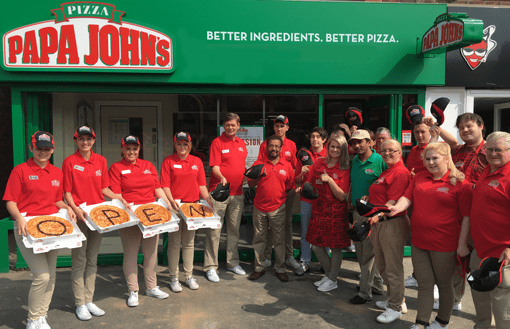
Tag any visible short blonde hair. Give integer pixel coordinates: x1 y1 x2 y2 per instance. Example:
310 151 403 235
423 142 464 185
327 135 350 170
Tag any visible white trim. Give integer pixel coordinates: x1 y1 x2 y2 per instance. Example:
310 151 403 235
494 102 510 131
94 101 163 169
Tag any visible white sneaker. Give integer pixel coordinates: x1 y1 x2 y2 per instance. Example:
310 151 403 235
26 319 42 329
285 257 300 270
85 303 105 316
75 305 92 321
317 278 338 292
376 308 402 324
227 265 246 275
206 269 220 283
262 259 271 267
409 325 422 329
405 274 419 287
170 278 183 292
375 300 408 313
314 276 329 287
186 276 199 290
127 291 138 307
346 242 356 252
434 284 439 300
39 316 50 329
428 320 448 329
433 300 461 311
146 286 169 299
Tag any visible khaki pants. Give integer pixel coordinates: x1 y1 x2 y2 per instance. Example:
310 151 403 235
118 226 158 292
412 245 456 325
353 209 384 299
370 215 410 312
14 230 58 321
264 189 297 260
470 249 496 329
71 220 102 306
252 205 286 273
204 194 244 271
313 246 343 281
168 219 195 279
491 263 510 329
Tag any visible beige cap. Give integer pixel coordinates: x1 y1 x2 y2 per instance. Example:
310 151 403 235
349 129 370 142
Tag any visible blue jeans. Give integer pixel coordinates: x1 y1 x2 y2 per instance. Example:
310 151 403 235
300 201 312 265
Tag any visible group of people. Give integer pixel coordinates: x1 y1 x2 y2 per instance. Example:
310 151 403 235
3 110 509 329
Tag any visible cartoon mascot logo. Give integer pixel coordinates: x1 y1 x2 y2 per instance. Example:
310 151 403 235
460 25 497 71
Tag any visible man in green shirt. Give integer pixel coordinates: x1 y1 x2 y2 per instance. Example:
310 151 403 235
349 129 387 304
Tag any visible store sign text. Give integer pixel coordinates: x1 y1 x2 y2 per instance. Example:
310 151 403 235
422 20 463 52
3 2 173 72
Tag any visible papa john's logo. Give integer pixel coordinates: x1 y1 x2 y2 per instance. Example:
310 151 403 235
95 170 102 176
460 25 497 71
143 169 152 174
51 180 60 187
488 180 500 188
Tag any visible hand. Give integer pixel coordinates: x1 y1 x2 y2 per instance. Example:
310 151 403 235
206 198 214 210
120 198 132 211
422 116 435 127
499 248 510 266
361 195 369 202
301 165 310 174
349 125 358 134
220 176 228 186
320 173 330 183
387 205 399 217
295 187 302 194
457 244 470 258
169 199 180 211
410 168 416 177
369 214 379 226
260 168 267 177
17 217 28 237
75 208 87 223
67 207 77 222
429 125 440 142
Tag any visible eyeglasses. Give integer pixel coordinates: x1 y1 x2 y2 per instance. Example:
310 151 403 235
380 149 398 155
268 145 281 149
486 147 510 154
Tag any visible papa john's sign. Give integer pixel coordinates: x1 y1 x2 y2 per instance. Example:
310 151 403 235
3 2 173 72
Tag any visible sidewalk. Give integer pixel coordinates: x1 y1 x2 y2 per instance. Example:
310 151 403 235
0 256 478 329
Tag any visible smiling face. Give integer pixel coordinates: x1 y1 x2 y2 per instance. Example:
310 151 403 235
30 145 54 165
267 139 282 160
328 139 341 159
121 144 140 163
273 122 289 138
458 119 483 146
74 134 95 153
413 123 431 146
175 140 191 158
310 132 326 150
380 141 401 167
223 119 240 137
486 137 510 171
424 150 448 177
350 138 370 156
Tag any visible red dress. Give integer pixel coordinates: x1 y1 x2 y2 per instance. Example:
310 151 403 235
305 158 351 248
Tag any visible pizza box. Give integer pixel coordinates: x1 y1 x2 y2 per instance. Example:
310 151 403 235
79 199 139 234
176 200 222 231
132 199 180 238
20 209 86 254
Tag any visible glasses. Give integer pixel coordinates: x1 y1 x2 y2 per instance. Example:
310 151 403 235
380 149 398 155
486 147 510 154
268 145 281 149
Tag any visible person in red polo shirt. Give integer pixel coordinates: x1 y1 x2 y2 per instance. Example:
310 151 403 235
63 126 129 321
248 135 295 282
109 135 171 307
4 131 76 329
406 122 432 176
204 113 248 283
257 115 300 271
389 142 471 329
471 131 510 329
294 127 328 275
161 132 213 293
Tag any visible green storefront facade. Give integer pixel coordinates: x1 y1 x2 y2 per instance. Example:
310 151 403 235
0 0 448 272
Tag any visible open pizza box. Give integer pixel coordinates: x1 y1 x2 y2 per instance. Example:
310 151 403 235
79 199 139 234
132 199 180 238
21 208 86 254
176 199 222 231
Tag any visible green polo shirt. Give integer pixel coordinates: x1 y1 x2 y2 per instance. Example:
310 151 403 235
350 149 387 205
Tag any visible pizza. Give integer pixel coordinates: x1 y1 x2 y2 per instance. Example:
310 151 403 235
180 203 214 218
27 216 74 238
89 205 130 228
135 204 171 227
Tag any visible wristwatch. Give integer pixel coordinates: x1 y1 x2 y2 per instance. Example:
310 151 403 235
377 213 383 220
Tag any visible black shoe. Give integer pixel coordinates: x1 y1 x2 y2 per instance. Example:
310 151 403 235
356 285 385 295
248 270 265 280
276 272 289 282
350 295 370 304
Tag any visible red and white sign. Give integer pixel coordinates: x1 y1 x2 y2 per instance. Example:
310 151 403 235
422 20 463 53
3 3 173 72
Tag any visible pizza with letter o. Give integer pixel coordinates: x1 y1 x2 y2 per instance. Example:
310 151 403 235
135 204 171 226
90 205 130 228
27 216 74 238
180 203 214 218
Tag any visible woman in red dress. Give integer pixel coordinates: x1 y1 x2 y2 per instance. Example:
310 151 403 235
303 135 351 292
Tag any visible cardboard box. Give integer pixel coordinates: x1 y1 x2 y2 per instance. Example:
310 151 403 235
177 200 222 231
132 199 180 238
79 199 139 233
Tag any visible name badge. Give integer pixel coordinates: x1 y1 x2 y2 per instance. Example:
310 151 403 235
222 149 230 154
29 175 39 180
173 164 182 169
121 170 131 175
74 165 84 171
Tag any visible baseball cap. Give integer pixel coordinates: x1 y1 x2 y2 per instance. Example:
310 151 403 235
348 129 370 144
345 107 363 127
297 147 314 166
31 131 55 149
244 164 265 179
274 115 289 124
355 198 391 218
468 257 504 292
431 97 450 126
301 182 319 200
121 135 140 147
347 221 371 242
74 126 95 138
406 105 425 125
211 182 231 202
174 131 191 143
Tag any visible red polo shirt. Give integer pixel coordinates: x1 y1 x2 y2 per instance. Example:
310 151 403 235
109 158 160 205
257 137 297 169
296 147 327 202
369 160 411 217
160 153 207 202
406 144 427 175
305 157 350 203
403 170 471 252
471 162 510 259
208 133 247 195
252 158 295 213
3 158 63 216
452 141 487 184
63 150 110 206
